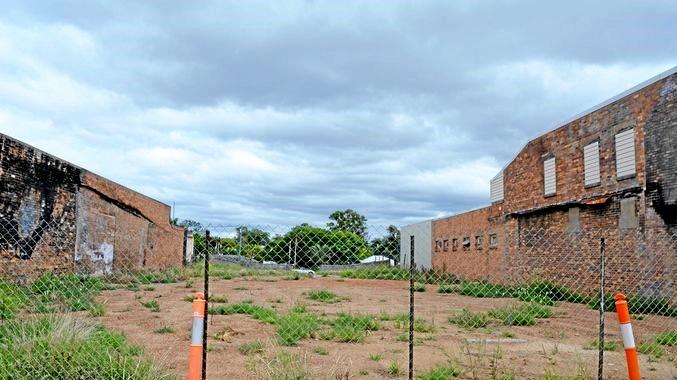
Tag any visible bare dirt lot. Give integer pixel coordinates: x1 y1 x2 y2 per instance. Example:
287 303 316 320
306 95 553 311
95 276 676 379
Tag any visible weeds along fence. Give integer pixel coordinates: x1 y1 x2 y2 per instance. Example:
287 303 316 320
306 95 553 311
0 220 675 379
0 218 183 380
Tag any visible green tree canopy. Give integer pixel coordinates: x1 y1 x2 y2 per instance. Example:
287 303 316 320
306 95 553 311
236 226 271 246
263 225 370 269
327 209 367 238
370 225 400 263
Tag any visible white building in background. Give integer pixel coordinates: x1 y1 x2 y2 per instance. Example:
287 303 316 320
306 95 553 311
399 220 432 270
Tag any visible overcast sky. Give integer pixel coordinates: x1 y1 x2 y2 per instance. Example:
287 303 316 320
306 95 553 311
1 1 675 227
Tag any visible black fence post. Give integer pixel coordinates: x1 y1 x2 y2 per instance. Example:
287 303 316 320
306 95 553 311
203 230 210 380
409 235 415 380
598 237 606 380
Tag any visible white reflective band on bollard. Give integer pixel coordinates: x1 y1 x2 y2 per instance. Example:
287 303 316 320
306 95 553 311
620 323 635 349
191 316 204 345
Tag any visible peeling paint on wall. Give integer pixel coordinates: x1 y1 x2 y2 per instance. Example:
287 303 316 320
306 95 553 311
90 242 114 276
18 190 41 240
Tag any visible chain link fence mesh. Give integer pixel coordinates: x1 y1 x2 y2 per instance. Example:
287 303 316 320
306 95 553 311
1 220 675 379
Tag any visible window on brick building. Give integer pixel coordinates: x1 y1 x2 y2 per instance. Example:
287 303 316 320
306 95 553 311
475 235 483 250
435 240 442 252
615 128 636 179
543 156 556 196
583 141 601 187
462 237 470 250
443 239 449 251
452 238 458 251
489 234 498 248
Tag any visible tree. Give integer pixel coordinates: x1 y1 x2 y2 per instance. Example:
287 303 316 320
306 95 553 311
232 226 270 259
235 226 271 246
263 225 370 269
370 225 400 263
174 219 204 232
327 209 368 239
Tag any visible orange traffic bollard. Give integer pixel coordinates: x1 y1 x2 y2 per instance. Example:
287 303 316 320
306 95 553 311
614 293 640 380
188 292 206 380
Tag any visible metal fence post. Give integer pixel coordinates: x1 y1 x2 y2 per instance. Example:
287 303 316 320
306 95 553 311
409 235 415 380
598 237 606 380
202 230 211 380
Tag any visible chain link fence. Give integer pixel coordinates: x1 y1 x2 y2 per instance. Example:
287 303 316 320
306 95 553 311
1 220 675 379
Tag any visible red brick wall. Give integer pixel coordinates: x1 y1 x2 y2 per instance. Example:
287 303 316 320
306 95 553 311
501 77 673 217
77 172 184 271
1 133 185 280
0 134 80 281
430 73 676 296
431 205 505 281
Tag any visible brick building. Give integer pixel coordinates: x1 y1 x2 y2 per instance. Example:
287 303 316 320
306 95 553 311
0 133 187 281
401 67 676 296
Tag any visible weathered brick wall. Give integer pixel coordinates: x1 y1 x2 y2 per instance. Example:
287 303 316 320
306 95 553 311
506 200 674 297
77 172 184 272
431 205 506 281
0 134 80 281
0 133 185 279
645 75 677 226
500 80 665 216
430 72 676 296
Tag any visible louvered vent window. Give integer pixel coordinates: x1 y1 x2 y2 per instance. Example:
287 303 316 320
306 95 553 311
543 157 556 196
583 141 601 186
615 129 636 178
490 171 504 203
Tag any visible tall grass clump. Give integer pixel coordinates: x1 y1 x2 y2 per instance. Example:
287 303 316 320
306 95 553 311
488 303 552 326
393 313 435 333
305 289 346 303
0 316 169 379
209 303 278 324
437 284 457 294
417 363 461 379
459 282 514 298
208 303 321 346
448 309 489 329
516 281 588 306
31 273 104 313
248 350 311 380
328 313 380 343
0 281 27 320
655 331 677 346
276 312 320 346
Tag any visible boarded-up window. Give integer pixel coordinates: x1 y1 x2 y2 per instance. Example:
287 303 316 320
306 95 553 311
489 234 498 247
490 171 504 203
452 238 458 251
615 129 636 178
583 141 601 186
443 239 449 252
543 157 556 196
475 235 483 250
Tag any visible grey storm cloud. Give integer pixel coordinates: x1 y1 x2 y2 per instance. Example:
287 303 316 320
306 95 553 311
0 0 676 227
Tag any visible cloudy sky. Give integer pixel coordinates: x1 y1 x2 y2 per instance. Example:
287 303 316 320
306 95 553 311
1 1 675 227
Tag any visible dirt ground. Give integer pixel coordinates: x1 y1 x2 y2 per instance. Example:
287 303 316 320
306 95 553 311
95 276 676 380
